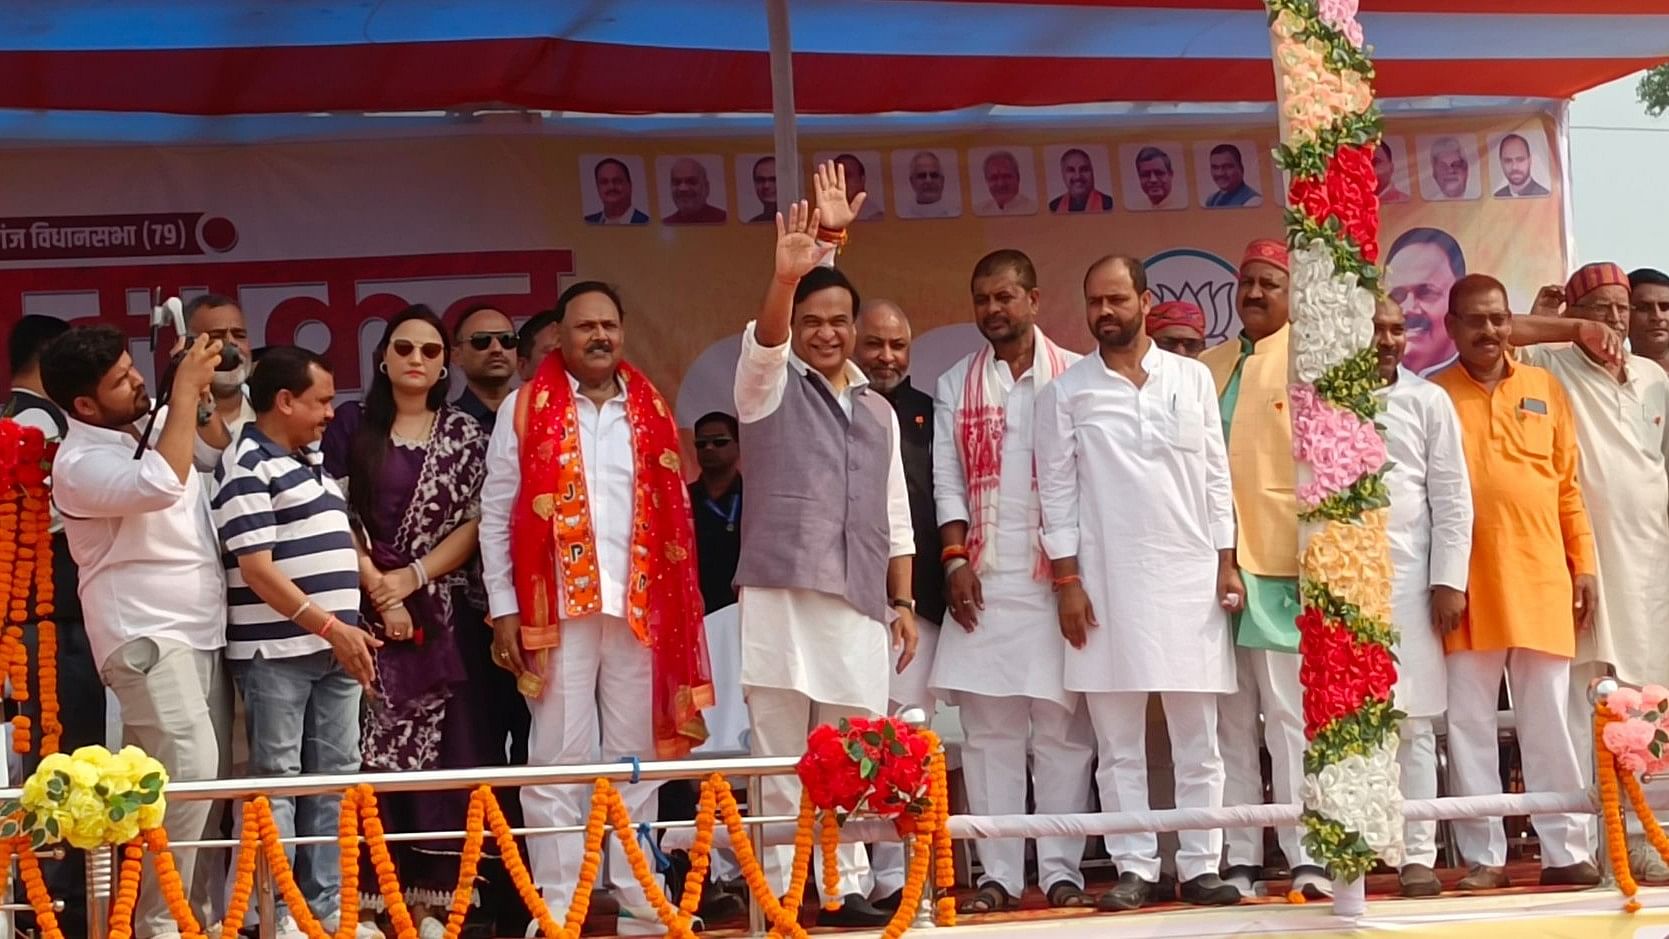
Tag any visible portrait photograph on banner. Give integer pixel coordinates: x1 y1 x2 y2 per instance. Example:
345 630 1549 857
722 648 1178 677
1487 127 1555 199
812 149 885 220
892 148 963 220
656 154 730 225
1120 141 1189 211
967 146 1040 217
1416 132 1483 202
1194 140 1264 209
1373 136 1414 205
1041 143 1114 214
735 152 784 223
578 154 652 225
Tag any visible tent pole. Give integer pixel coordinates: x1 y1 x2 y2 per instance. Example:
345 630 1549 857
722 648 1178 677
766 0 801 204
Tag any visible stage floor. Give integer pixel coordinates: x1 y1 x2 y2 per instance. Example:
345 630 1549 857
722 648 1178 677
684 876 1669 938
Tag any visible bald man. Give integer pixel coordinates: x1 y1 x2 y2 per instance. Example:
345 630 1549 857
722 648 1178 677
664 157 728 224
852 299 944 907
974 151 1037 216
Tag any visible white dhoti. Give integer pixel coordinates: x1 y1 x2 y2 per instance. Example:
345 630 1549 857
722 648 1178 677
1219 647 1315 871
1087 692 1223 881
957 691 1095 896
521 614 664 912
745 686 874 901
873 619 941 898
1446 648 1591 868
739 585 893 903
1397 717 1439 868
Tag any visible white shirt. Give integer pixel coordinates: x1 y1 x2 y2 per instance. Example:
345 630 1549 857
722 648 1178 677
53 412 227 670
1035 344 1236 693
731 322 912 713
1519 345 1669 682
1379 367 1474 716
928 341 1084 705
480 373 635 622
972 193 1038 216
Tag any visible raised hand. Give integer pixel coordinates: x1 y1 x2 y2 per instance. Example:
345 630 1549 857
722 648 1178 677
812 159 864 231
773 200 831 284
1528 284 1566 318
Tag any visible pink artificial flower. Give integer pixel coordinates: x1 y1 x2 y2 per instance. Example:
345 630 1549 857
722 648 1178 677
1317 0 1365 47
1608 687 1644 719
1619 751 1650 776
1643 684 1669 710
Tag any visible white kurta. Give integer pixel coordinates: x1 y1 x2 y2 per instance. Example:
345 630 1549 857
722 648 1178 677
1035 344 1237 694
1520 345 1669 684
1379 367 1474 719
732 323 915 716
928 344 1082 707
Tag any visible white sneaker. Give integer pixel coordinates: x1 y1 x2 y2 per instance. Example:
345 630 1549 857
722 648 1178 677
417 916 445 939
274 916 309 939
1631 836 1669 884
615 903 669 936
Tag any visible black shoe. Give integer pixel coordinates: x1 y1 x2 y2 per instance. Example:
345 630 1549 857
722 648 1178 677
1096 872 1156 912
873 888 905 912
698 889 747 923
1180 873 1242 906
1291 864 1331 900
817 894 892 928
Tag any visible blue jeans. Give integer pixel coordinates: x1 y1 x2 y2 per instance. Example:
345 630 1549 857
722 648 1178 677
231 650 363 920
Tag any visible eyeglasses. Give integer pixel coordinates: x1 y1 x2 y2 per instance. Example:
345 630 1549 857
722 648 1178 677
390 339 445 360
466 332 517 351
693 437 734 449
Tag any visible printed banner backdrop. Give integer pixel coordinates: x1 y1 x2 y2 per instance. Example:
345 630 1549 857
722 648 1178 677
0 112 1565 428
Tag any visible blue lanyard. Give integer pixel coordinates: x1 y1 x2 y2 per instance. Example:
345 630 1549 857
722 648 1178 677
703 493 741 531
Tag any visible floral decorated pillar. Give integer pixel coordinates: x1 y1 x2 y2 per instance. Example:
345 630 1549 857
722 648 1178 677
1266 0 1403 909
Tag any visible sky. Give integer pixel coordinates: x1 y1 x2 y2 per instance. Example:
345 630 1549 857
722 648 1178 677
1569 72 1669 271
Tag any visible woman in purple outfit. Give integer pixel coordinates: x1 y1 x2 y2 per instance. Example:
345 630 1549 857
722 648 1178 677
322 304 493 923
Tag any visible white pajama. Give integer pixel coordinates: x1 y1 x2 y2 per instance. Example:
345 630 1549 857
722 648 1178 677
1446 648 1591 868
1396 717 1439 868
744 686 874 902
521 614 663 912
958 692 1095 896
1219 647 1315 870
873 622 942 898
1087 692 1224 881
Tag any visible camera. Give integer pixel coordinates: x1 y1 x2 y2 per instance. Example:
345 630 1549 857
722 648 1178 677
172 334 243 372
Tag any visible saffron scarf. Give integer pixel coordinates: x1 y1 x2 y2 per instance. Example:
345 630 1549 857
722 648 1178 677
954 327 1070 577
1051 191 1111 214
510 356 714 758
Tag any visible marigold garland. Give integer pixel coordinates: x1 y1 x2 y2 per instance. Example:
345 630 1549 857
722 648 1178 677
106 840 146 939
0 747 955 939
820 809 842 912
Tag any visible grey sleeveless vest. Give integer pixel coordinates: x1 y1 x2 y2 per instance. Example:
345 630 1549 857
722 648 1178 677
734 366 894 623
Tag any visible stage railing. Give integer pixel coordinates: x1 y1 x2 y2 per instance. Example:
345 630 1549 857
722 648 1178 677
9 679 1662 938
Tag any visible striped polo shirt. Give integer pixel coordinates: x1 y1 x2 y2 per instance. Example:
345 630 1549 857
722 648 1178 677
212 423 361 660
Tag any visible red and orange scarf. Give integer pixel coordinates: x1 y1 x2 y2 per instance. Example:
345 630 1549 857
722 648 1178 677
511 356 713 758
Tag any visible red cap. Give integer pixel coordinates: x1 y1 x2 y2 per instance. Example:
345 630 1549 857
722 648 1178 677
1564 262 1630 306
1146 301 1206 338
1241 239 1290 274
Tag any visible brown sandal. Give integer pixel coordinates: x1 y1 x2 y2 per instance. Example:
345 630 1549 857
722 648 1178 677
958 881 1018 914
1046 881 1096 908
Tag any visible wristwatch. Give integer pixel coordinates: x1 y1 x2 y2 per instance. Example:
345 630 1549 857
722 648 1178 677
888 597 916 613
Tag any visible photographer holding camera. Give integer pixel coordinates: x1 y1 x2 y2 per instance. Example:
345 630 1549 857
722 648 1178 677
41 324 235 936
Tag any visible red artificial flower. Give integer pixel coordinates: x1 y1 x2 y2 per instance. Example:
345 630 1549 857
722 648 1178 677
1289 177 1331 223
795 716 933 818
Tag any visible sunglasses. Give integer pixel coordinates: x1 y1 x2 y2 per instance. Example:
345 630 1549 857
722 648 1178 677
693 437 734 449
390 339 445 360
467 332 517 351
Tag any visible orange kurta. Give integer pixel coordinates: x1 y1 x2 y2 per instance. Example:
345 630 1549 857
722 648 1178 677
1430 360 1597 657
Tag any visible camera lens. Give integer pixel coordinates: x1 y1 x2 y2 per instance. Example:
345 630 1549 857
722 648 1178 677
216 345 242 372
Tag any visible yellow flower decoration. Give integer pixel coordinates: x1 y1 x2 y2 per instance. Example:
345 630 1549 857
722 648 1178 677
2 744 169 850
1303 509 1393 621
